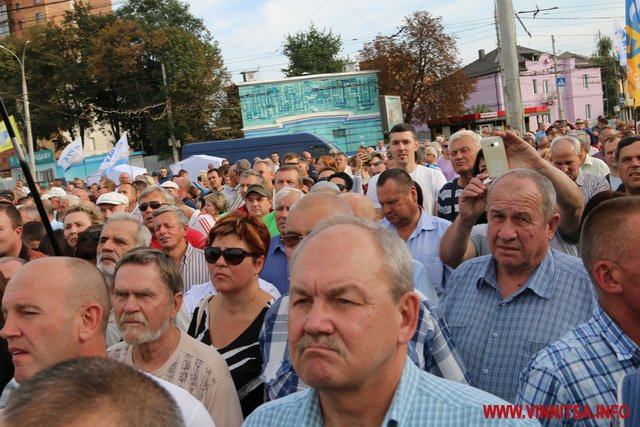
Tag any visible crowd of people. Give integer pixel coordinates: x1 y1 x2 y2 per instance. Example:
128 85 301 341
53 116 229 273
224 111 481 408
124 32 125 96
0 118 639 426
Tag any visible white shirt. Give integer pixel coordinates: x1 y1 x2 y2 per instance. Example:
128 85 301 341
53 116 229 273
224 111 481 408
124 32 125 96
581 154 610 177
367 164 447 214
183 279 281 315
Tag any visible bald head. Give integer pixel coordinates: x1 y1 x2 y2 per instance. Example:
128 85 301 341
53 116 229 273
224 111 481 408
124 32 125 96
284 193 352 258
340 193 379 222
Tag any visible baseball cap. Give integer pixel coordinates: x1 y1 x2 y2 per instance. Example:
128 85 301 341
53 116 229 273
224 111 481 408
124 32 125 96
245 184 271 198
160 181 179 190
96 192 129 206
48 187 66 198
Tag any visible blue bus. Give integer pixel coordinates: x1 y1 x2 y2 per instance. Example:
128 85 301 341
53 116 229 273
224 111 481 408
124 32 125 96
182 133 338 163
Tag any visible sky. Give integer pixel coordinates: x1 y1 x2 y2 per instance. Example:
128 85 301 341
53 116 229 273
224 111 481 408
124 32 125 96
180 0 625 84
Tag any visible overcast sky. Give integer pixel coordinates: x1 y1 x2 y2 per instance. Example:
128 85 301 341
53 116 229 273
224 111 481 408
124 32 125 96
177 0 624 83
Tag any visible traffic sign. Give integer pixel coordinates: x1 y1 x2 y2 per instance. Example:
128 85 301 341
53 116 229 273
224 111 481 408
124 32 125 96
556 77 566 87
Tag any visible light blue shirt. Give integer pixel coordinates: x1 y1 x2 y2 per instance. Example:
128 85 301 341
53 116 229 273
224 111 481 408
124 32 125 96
247 357 538 426
260 236 289 295
382 210 452 296
440 249 596 402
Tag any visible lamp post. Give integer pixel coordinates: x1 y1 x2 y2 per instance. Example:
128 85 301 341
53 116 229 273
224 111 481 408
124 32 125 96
0 41 35 177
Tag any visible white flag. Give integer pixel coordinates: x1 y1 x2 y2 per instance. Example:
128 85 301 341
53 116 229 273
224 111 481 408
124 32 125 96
614 19 627 67
98 133 130 174
57 137 84 171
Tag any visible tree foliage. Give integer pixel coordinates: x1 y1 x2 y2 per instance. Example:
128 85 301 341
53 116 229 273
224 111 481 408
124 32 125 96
282 24 344 77
0 0 236 156
591 36 620 118
359 11 475 124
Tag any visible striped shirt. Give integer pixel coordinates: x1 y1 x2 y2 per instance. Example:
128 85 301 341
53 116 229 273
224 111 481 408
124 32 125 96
437 178 463 221
181 243 209 293
188 297 274 417
575 169 609 205
188 210 215 237
246 357 538 427
260 290 472 401
439 249 596 402
516 304 640 427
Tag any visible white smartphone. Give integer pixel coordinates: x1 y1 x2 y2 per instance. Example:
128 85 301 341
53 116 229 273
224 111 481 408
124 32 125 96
481 136 509 179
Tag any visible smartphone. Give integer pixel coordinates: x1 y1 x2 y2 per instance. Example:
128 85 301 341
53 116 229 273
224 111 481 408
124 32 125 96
481 136 509 179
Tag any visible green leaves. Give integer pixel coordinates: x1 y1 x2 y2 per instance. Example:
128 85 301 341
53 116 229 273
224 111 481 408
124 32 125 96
282 23 344 77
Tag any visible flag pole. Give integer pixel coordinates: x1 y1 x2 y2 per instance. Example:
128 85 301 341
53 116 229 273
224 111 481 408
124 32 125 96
0 96 61 255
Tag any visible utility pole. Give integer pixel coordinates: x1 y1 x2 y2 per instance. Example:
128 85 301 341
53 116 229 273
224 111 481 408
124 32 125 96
0 41 35 176
495 0 524 133
551 35 565 120
161 62 180 164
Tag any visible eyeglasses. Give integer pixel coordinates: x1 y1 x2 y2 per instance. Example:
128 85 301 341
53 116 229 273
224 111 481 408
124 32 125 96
139 201 167 211
283 162 299 166
576 122 584 125
443 145 449 148
204 247 257 265
334 183 346 191
281 233 306 248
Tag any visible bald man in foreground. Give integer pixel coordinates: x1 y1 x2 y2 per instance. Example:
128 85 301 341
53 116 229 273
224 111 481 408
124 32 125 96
0 257 214 426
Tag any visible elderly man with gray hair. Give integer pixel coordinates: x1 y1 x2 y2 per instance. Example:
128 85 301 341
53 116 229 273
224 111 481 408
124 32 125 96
437 130 482 222
151 206 208 292
550 135 609 205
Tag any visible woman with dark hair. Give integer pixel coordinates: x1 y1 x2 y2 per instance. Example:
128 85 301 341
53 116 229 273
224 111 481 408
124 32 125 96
188 211 273 417
74 224 104 264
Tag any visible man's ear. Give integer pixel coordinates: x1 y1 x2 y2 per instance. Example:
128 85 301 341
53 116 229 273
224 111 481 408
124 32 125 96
592 260 623 295
397 292 420 345
78 304 104 342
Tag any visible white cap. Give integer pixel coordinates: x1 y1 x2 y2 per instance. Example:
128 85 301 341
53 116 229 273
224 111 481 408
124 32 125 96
96 192 129 206
160 181 179 190
48 187 66 198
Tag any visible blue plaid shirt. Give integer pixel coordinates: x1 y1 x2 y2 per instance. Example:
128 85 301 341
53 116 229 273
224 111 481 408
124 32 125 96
259 290 472 401
516 304 640 427
440 249 596 402
247 357 539 426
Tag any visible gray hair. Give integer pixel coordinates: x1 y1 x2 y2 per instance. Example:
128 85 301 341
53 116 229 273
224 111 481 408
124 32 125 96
240 169 265 183
139 185 174 205
290 215 413 302
550 136 581 156
253 158 275 173
60 195 80 206
17 205 40 222
488 168 557 221
567 130 590 149
115 248 184 295
274 187 304 209
449 129 482 148
105 212 152 247
234 159 251 174
152 206 188 227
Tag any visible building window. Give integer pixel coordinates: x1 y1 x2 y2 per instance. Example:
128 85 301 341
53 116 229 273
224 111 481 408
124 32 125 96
532 79 538 94
34 0 41 4
583 75 589 89
35 12 43 22
15 3 20 10
585 104 592 119
18 20 23 29
332 129 346 139
543 80 549 93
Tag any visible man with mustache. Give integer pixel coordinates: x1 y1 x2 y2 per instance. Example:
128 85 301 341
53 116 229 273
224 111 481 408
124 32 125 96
246 216 536 426
108 248 243 427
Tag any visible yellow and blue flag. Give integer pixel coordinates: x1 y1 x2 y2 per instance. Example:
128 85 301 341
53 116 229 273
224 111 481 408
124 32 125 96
0 115 23 153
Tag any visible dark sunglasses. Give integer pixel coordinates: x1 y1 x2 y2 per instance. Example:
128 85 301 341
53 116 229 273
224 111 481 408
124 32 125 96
576 122 584 125
281 233 306 248
334 183 346 191
204 247 257 265
139 201 167 211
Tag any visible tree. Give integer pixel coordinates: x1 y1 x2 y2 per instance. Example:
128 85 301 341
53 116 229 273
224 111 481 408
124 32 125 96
282 24 344 77
592 36 620 118
359 11 475 124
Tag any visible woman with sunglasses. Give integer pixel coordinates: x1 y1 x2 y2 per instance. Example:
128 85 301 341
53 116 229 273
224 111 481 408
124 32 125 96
188 211 273 417
63 204 104 255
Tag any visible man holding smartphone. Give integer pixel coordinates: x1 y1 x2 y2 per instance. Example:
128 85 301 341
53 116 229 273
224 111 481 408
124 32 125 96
367 123 446 215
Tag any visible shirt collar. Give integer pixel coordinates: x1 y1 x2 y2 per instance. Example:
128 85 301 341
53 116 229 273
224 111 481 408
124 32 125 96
478 249 555 300
382 358 420 425
271 236 287 255
575 169 585 186
583 154 594 167
593 304 640 362
382 209 435 240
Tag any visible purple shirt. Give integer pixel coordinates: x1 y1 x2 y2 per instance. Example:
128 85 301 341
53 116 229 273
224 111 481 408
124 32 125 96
436 158 458 181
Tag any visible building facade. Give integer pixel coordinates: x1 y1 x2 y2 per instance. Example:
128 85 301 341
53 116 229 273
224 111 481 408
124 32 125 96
0 0 111 38
237 71 383 154
462 46 604 131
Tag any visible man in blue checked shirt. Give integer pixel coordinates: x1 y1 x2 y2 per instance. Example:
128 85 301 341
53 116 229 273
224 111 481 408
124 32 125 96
516 197 640 426
439 168 596 402
247 216 537 426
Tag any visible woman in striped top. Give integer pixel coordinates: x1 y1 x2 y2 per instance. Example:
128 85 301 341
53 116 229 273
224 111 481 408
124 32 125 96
188 212 274 417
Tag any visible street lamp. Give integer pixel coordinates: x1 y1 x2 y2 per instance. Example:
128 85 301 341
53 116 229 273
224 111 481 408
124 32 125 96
0 41 35 177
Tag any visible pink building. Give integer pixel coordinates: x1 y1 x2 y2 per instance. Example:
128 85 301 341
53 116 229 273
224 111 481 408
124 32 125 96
463 46 604 130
